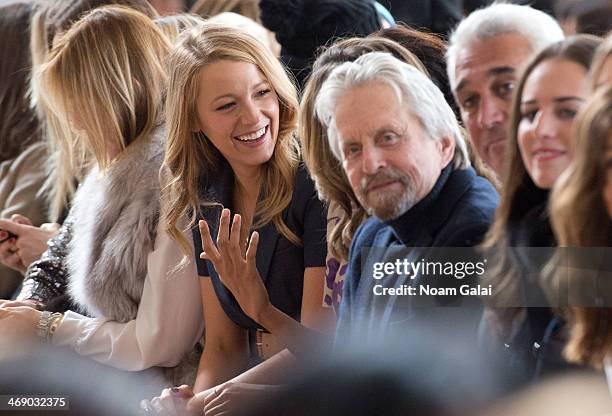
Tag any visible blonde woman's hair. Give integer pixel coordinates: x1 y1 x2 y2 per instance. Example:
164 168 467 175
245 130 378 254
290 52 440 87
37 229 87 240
155 13 205 44
38 5 169 174
549 86 612 369
590 33 612 90
190 1 279 57
190 0 260 22
163 22 300 255
207 12 280 57
29 0 158 221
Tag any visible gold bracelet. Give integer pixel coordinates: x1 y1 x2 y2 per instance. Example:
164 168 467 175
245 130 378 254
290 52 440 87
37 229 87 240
47 313 64 341
36 311 53 339
36 312 63 342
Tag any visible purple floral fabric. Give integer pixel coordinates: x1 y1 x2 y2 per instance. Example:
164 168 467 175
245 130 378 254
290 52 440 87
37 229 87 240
323 256 347 313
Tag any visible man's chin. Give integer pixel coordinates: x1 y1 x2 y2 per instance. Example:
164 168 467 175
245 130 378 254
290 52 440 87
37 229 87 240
367 202 410 222
484 141 507 175
357 190 415 221
370 210 400 221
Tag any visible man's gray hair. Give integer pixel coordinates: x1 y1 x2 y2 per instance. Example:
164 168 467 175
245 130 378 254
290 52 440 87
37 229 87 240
446 2 564 90
315 52 470 169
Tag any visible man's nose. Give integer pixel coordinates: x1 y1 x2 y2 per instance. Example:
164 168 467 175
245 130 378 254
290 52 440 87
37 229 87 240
362 147 386 174
477 96 506 129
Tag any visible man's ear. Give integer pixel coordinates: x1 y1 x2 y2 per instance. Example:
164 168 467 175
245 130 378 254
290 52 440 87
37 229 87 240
439 135 456 165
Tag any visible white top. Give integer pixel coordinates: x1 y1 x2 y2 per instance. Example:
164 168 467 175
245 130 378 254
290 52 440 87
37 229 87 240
605 355 612 397
51 219 204 371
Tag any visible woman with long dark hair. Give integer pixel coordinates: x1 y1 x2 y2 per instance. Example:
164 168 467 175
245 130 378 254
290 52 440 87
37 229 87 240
480 35 601 381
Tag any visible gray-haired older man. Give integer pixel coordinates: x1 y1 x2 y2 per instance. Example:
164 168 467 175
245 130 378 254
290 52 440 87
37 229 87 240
315 52 499 343
447 3 564 179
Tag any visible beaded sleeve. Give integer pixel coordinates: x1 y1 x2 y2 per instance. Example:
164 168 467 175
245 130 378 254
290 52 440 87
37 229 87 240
17 218 73 303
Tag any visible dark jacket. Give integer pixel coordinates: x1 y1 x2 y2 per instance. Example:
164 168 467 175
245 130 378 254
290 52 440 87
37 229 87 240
489 201 578 384
259 0 380 87
382 0 462 37
192 161 327 357
336 165 499 345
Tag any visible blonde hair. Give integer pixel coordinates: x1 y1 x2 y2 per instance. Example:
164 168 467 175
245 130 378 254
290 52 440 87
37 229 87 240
590 33 612 89
155 13 205 44
190 1 279 57
163 22 300 254
29 0 158 221
38 6 169 173
549 86 612 369
207 12 280 57
190 0 260 22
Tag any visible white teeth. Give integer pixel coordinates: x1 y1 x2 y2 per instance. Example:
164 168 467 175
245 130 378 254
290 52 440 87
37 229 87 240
235 126 266 142
535 150 561 157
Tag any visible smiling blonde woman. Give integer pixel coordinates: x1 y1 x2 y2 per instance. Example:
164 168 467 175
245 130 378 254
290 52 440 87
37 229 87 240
155 22 332 415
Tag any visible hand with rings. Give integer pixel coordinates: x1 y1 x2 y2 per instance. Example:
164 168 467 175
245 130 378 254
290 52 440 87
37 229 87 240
197 382 282 416
0 215 60 274
143 385 197 416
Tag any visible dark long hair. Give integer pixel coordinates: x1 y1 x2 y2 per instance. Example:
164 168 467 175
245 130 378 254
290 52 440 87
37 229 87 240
549 86 612 369
482 35 602 311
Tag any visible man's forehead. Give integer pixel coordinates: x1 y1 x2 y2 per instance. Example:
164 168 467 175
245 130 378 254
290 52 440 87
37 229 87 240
337 119 405 140
455 65 516 94
454 33 533 91
336 110 418 144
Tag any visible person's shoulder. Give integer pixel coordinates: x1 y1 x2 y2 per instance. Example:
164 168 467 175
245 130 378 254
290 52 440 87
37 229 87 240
287 163 322 213
352 216 387 249
434 168 499 246
292 163 317 196
282 163 326 233
452 168 499 223
345 217 387 284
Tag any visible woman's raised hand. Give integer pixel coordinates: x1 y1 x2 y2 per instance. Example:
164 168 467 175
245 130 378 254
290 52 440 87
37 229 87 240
199 208 271 322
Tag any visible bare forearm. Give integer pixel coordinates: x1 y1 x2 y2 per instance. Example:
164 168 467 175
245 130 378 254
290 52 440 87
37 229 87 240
257 304 331 358
193 347 249 393
233 348 296 384
189 349 296 411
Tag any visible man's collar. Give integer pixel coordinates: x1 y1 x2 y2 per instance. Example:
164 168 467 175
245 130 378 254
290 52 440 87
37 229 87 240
386 164 477 245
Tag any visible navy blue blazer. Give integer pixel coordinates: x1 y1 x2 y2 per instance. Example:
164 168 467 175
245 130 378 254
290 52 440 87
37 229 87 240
192 161 327 332
336 165 499 343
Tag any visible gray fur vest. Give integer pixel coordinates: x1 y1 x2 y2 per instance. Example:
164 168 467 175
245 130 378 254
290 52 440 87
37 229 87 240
66 126 165 322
